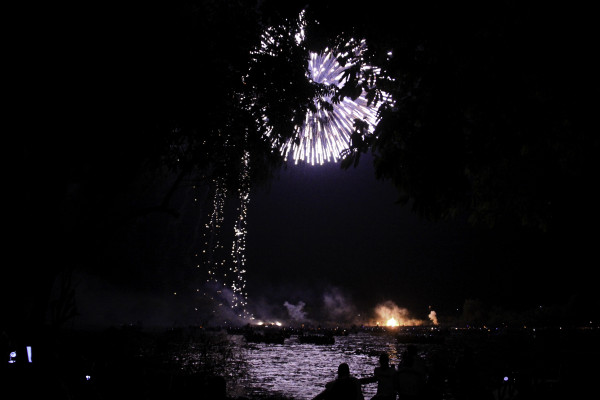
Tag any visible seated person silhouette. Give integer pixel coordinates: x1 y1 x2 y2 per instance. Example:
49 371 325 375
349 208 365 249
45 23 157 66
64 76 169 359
314 362 365 400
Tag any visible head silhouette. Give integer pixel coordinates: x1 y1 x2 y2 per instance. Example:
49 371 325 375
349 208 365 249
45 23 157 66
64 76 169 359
379 352 389 367
337 363 350 378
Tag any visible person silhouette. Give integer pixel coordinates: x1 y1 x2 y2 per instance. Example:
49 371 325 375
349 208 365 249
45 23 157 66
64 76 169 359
314 362 365 400
396 345 426 400
360 352 397 400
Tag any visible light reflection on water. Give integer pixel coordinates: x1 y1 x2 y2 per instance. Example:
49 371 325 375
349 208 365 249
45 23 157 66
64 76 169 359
177 327 590 400
227 332 418 400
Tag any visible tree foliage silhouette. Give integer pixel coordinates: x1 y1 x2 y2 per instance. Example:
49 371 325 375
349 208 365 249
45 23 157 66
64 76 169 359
11 1 315 329
295 0 597 232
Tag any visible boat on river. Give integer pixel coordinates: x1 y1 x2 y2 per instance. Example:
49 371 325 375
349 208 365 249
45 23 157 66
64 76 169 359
297 334 335 345
396 332 445 344
243 331 286 344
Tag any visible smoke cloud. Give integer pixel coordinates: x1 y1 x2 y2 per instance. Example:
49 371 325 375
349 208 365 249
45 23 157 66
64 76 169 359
371 301 439 326
283 301 308 321
428 310 439 325
321 288 360 325
372 301 424 326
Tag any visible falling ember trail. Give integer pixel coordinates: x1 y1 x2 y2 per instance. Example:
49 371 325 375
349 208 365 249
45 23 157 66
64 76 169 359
197 151 253 323
201 175 228 316
230 150 252 319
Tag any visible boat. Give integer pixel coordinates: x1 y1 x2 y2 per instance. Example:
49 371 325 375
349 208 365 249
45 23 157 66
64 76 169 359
297 334 335 345
396 333 445 344
243 332 286 344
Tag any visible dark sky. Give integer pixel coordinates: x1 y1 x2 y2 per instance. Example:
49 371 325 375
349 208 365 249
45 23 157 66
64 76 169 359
7 2 597 338
69 152 594 329
243 155 591 323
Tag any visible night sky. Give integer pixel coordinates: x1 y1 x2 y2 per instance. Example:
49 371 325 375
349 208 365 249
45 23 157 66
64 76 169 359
10 2 598 332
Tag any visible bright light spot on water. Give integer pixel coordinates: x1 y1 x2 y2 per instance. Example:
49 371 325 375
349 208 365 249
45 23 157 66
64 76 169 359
232 332 391 399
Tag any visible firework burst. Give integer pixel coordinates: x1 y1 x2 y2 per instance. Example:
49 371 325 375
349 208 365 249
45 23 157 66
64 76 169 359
282 47 386 165
256 11 392 165
196 11 392 325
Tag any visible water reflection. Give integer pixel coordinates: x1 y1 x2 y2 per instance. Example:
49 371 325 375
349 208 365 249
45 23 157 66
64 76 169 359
227 332 420 399
168 325 582 399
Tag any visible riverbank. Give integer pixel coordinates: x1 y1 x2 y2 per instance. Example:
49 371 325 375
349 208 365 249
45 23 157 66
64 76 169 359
3 324 598 399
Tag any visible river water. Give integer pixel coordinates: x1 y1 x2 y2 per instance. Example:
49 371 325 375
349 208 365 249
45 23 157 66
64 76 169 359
174 326 597 400
181 330 446 399
236 332 403 399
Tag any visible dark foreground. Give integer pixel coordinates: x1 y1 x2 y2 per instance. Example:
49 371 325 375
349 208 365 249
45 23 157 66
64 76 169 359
2 325 598 400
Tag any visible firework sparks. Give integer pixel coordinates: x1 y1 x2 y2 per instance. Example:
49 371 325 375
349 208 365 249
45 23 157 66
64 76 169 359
198 149 252 322
281 48 385 165
196 10 393 324
230 149 251 319
256 11 392 166
202 176 227 289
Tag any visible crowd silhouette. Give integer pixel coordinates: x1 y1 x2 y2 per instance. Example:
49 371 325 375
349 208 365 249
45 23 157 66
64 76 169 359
313 346 433 400
312 344 497 400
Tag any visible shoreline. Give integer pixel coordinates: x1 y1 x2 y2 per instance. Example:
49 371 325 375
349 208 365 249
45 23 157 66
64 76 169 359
3 325 597 399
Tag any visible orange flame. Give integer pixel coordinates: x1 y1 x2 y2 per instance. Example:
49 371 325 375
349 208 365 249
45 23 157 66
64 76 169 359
372 301 425 326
